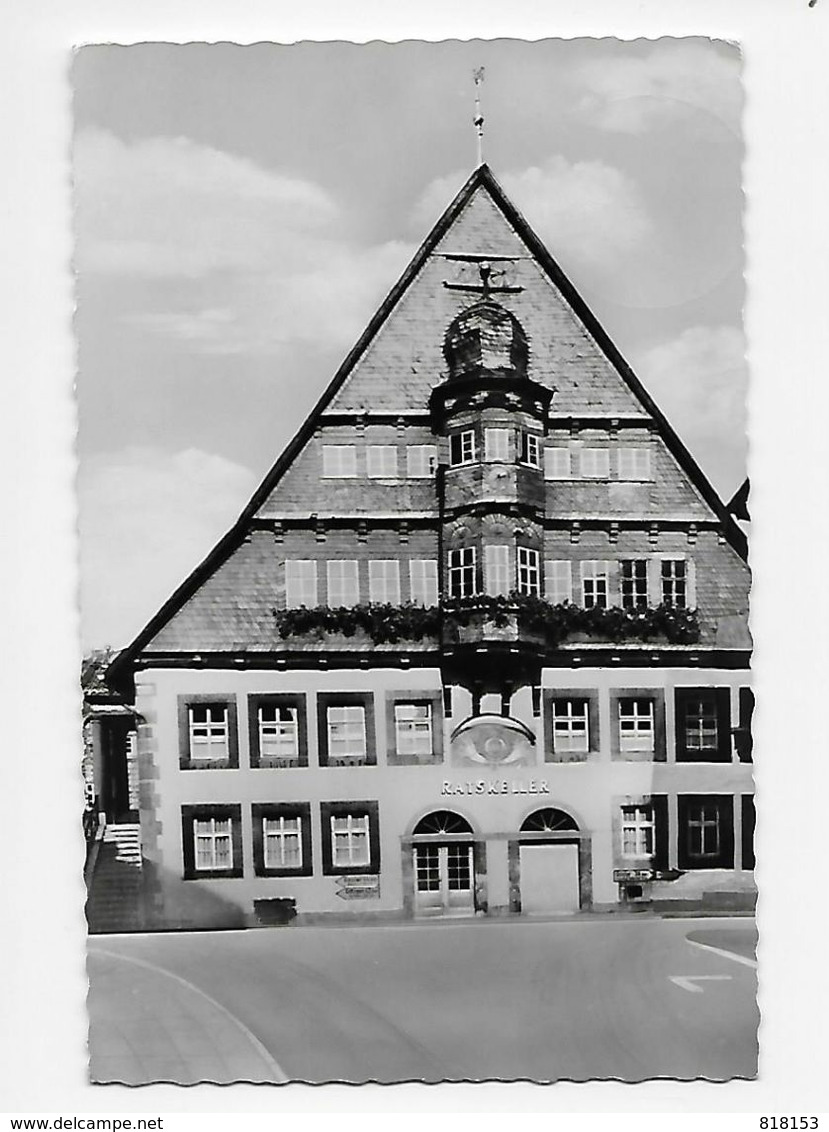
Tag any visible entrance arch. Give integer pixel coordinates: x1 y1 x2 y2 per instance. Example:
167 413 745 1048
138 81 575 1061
513 806 589 915
410 809 477 918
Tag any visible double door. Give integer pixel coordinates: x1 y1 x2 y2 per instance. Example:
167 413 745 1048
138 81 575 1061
414 843 475 917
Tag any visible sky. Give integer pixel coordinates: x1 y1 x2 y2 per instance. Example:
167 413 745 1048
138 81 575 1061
72 38 747 652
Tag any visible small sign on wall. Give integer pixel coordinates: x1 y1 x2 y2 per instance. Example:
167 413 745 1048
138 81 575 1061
336 874 381 900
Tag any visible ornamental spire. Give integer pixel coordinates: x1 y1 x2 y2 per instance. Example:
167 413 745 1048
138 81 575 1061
473 66 485 167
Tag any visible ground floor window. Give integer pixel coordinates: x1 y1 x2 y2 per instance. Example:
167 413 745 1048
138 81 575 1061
620 805 654 857
181 804 243 879
252 803 313 877
677 794 734 869
320 801 380 875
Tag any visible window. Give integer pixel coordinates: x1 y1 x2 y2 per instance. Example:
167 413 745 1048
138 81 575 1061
386 692 443 766
517 546 541 596
321 801 380 874
394 703 433 756
550 699 589 754
544 692 599 762
484 545 510 596
409 559 438 606
260 704 298 760
519 431 542 469
327 559 359 606
581 561 610 608
449 430 476 467
661 559 687 608
675 688 731 762
618 698 655 753
448 547 477 598
678 795 734 869
617 447 651 481
366 445 397 478
178 696 239 770
545 446 572 480
248 694 307 768
621 560 649 610
181 805 242 880
189 704 228 761
317 694 376 766
327 706 366 761
369 560 400 604
322 445 357 477
484 427 510 461
285 560 318 609
578 448 610 478
407 445 438 478
252 803 312 877
545 560 572 604
621 805 654 857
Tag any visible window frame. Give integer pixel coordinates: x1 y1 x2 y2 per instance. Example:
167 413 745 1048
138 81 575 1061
317 692 377 767
675 687 732 762
406 445 438 479
181 804 243 880
321 444 358 478
248 693 308 769
578 447 610 479
449 429 477 467
544 446 572 480
320 800 380 876
677 794 735 870
326 559 360 607
366 444 398 479
580 560 610 609
368 559 401 604
484 427 510 462
252 802 313 877
409 558 439 606
448 546 478 598
617 447 652 481
385 690 444 765
484 544 511 597
661 558 688 609
516 545 541 596
519 430 543 469
620 558 649 610
178 695 239 771
610 689 666 761
543 692 600 762
620 804 655 859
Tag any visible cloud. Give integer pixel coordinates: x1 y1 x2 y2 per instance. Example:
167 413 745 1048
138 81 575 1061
78 446 258 649
73 128 338 277
74 128 416 355
576 41 742 134
635 325 747 498
414 157 651 273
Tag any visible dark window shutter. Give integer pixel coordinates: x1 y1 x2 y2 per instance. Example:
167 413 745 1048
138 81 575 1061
674 690 689 760
737 687 754 762
718 796 735 867
652 795 669 870
715 687 732 761
741 795 756 869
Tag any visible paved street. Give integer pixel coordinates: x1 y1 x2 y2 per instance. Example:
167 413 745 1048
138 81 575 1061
87 916 757 1085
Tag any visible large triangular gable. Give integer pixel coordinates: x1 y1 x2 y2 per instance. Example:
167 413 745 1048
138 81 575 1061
110 165 747 680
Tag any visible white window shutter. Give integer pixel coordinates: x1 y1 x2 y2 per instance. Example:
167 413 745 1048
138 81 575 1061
545 560 572 604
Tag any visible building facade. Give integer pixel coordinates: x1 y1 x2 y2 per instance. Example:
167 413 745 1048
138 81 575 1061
107 166 753 930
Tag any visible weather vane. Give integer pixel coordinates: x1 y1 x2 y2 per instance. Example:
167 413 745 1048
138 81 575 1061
473 66 485 166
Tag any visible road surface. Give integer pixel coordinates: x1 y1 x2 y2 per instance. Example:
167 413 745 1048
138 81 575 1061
87 916 757 1084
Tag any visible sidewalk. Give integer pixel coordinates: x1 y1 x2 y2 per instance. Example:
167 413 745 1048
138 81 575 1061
87 949 285 1085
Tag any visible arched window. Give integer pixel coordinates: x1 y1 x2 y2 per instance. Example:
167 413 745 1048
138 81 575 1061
520 808 578 834
413 810 473 836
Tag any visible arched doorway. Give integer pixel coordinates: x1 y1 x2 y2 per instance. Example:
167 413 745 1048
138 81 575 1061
516 807 583 915
411 810 476 918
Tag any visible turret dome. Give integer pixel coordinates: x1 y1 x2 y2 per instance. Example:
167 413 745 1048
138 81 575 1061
443 298 529 382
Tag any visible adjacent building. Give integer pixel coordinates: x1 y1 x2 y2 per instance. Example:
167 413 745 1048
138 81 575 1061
105 164 753 930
